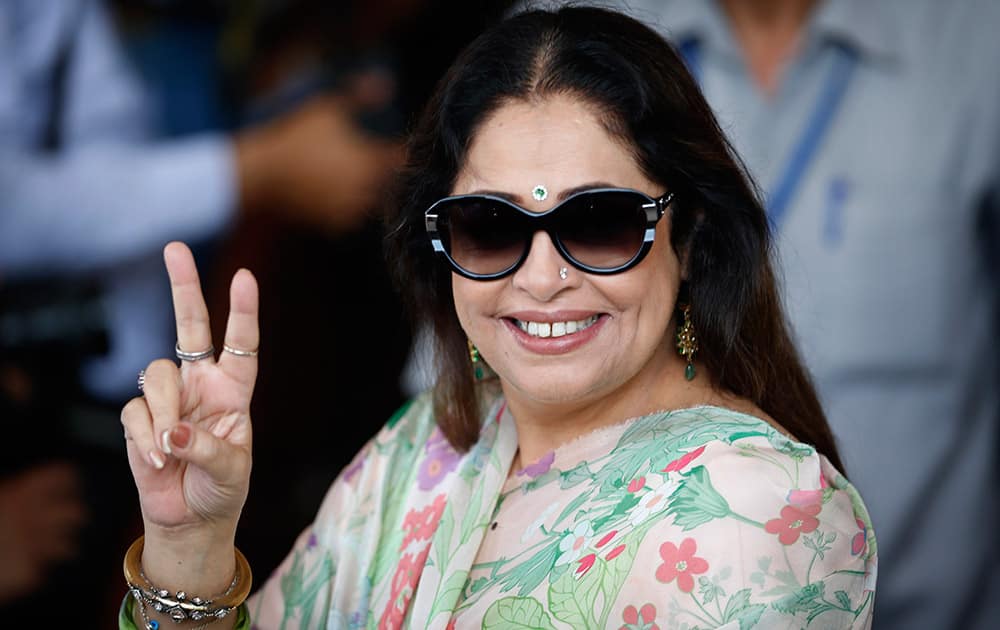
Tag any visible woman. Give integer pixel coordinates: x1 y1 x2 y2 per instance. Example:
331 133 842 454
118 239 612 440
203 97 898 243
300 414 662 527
120 7 876 629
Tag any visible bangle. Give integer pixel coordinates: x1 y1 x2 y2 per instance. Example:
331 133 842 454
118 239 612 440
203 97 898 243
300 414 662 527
124 536 253 623
121 593 252 630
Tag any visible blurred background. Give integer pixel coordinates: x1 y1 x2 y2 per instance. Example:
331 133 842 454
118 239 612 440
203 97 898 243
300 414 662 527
0 0 513 625
1 1 997 630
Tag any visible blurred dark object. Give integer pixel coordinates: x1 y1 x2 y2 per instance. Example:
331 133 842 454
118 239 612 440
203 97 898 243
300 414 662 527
0 279 108 364
0 462 87 606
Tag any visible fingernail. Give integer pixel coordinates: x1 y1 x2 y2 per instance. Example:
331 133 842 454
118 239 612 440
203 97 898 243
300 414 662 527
161 429 173 455
148 450 165 470
170 424 192 450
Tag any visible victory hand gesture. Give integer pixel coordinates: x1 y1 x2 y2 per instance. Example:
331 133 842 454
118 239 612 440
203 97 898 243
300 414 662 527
122 242 258 541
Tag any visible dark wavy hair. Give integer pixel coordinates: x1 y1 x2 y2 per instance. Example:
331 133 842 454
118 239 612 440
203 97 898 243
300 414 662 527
384 6 844 472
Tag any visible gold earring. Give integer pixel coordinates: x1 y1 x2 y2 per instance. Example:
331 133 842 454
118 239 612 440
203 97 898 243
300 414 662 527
676 303 698 381
468 339 484 380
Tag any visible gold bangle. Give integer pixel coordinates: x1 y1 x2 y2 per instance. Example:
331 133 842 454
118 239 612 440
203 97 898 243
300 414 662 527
124 535 252 622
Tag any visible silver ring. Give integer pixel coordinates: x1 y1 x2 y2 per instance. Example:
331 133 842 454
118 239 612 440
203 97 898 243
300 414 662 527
175 342 215 362
559 267 568 280
223 344 259 358
137 369 146 393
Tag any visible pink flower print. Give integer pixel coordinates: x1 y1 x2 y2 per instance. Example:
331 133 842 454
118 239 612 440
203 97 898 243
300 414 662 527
417 430 461 490
576 553 597 577
379 545 431 630
517 450 555 478
627 476 646 493
656 538 709 592
606 544 626 561
556 520 594 566
595 529 619 549
620 603 659 630
765 504 822 545
851 517 868 556
787 488 825 507
662 445 706 473
400 493 447 550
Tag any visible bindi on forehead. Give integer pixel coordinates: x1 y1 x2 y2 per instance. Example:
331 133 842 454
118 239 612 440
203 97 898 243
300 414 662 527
458 181 622 206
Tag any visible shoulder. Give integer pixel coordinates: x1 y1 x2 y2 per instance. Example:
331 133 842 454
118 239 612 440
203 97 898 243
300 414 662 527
313 387 506 524
621 407 876 627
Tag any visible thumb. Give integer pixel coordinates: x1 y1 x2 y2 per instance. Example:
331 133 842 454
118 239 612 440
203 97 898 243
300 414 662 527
165 422 250 487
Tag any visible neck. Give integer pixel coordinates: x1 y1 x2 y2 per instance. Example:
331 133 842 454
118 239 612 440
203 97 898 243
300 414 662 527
502 349 711 470
718 0 819 94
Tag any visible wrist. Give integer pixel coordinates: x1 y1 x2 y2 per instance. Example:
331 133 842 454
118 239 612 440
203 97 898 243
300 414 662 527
139 524 240 595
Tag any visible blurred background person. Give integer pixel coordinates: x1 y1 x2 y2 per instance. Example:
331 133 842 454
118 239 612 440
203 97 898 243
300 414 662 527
570 0 998 628
0 0 512 624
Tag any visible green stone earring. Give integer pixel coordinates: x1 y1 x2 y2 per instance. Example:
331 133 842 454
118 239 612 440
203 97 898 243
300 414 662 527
676 303 698 381
468 339 484 381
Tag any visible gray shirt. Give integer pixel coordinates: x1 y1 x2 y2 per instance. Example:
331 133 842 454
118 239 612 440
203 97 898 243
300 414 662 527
0 0 236 400
592 0 1000 628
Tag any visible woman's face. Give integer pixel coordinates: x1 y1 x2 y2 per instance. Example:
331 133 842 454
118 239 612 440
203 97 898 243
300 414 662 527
451 94 685 411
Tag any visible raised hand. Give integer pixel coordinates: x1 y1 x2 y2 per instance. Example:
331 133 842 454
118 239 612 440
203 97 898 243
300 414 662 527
121 242 258 582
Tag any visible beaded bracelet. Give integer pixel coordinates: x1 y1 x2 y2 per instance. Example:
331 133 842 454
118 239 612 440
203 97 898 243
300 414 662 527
124 536 253 624
120 594 251 630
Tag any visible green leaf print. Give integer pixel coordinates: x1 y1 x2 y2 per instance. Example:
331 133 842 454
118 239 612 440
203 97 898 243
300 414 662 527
698 575 724 604
559 462 594 490
524 469 561 493
666 466 731 531
722 589 766 629
435 500 455 572
482 597 558 630
554 492 591 528
429 570 470 623
384 399 414 429
497 542 561 596
771 581 825 616
279 550 334 630
461 477 486 545
835 590 852 610
767 433 814 460
596 522 652 627
549 556 603 628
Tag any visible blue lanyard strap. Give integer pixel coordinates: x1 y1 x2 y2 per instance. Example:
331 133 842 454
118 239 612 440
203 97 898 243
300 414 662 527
679 40 858 231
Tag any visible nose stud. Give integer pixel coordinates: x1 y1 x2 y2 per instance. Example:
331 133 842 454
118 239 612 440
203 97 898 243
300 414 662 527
559 267 568 280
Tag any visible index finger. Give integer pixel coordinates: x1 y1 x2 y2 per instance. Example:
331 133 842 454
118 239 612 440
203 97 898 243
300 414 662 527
164 242 215 362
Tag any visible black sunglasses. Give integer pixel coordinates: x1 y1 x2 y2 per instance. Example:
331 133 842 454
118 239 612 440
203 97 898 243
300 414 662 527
425 187 674 280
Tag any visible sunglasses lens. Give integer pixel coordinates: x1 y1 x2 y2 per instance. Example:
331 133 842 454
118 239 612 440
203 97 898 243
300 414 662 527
439 198 526 276
557 191 649 269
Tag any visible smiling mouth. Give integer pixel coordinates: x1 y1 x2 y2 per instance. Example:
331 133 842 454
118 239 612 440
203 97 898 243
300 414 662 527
511 315 600 338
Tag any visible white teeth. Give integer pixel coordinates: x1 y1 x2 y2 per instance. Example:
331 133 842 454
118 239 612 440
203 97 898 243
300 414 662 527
515 315 599 338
